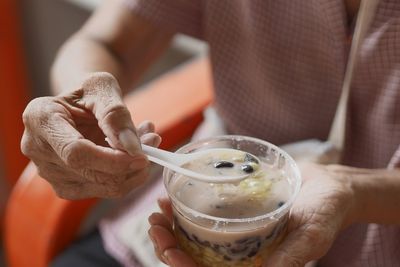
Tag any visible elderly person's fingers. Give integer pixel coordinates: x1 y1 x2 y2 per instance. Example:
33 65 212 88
61 140 148 175
22 97 149 199
149 225 198 267
22 97 147 175
34 160 149 199
74 73 142 156
137 120 156 136
149 201 199 266
148 224 198 267
140 133 162 147
148 224 178 264
20 73 156 199
163 248 199 267
136 120 162 147
148 212 173 232
158 198 173 223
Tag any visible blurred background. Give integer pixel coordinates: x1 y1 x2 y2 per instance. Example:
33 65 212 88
0 0 207 266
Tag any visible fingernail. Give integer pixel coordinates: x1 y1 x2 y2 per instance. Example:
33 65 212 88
119 129 141 156
148 214 154 224
163 249 172 265
105 137 116 148
148 231 158 250
157 198 165 210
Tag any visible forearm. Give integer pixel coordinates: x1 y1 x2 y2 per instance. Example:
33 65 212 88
50 0 172 96
51 34 126 95
351 168 400 225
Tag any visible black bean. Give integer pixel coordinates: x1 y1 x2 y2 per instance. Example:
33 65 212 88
244 153 259 164
265 229 275 240
214 161 234 168
235 237 249 244
178 226 193 241
229 246 248 254
192 234 200 243
201 240 211 247
235 236 260 246
241 164 254 173
247 248 259 258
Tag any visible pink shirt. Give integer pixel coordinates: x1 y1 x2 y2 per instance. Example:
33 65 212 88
100 0 400 266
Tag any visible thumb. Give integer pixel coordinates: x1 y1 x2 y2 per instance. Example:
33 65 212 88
81 72 141 156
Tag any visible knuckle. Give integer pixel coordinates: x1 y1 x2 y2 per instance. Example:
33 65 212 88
109 174 124 186
62 142 85 169
80 169 95 181
82 169 106 184
22 98 41 125
100 104 131 125
85 72 117 85
22 97 54 126
83 72 121 96
20 133 35 158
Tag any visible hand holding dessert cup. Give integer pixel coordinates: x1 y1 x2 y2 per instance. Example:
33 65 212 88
149 135 303 267
148 135 360 267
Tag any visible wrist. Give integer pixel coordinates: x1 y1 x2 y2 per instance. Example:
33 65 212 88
346 174 366 227
339 174 359 229
347 168 400 225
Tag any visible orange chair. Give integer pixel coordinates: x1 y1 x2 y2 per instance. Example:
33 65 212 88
5 57 213 267
0 0 30 185
0 0 31 239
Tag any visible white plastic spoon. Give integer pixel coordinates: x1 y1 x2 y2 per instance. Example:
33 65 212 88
142 144 255 183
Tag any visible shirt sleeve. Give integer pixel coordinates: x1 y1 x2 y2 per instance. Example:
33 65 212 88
122 0 203 39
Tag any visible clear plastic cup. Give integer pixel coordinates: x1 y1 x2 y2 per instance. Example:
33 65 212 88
163 135 301 267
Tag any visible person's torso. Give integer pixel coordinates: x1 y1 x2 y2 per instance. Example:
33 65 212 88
203 0 400 169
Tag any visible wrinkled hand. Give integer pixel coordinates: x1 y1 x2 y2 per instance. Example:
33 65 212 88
21 72 161 199
148 163 358 267
263 163 356 266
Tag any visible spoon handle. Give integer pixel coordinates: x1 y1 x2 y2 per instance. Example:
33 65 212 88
142 144 178 163
141 144 246 183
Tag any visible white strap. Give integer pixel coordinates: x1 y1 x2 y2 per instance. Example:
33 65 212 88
328 0 380 150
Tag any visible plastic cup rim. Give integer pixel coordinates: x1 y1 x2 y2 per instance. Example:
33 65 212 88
163 135 302 225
